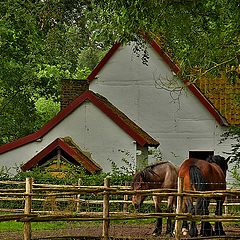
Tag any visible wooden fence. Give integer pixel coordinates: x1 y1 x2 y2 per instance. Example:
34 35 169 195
0 177 240 240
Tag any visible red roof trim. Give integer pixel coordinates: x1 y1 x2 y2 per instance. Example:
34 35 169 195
0 91 158 154
184 80 228 126
149 39 180 74
87 39 181 81
57 139 101 173
21 138 59 171
59 91 156 146
87 42 121 81
21 138 101 173
0 95 88 154
87 94 149 146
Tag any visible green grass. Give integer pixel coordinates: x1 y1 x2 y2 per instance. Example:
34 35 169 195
0 211 173 232
0 221 69 232
0 221 23 231
0 218 157 232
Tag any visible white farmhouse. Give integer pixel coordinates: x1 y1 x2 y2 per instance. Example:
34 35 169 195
0 38 238 179
88 40 233 166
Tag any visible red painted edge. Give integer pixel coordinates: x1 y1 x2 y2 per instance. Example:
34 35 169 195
58 139 101 173
87 37 180 81
87 42 121 81
149 39 181 74
184 80 228 126
147 41 228 126
0 91 159 154
21 138 101 173
21 138 59 171
0 92 91 154
87 93 157 147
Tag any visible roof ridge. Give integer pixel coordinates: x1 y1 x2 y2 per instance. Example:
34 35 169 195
0 90 159 154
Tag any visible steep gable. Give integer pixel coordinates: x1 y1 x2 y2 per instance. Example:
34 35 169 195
87 39 228 126
21 137 102 174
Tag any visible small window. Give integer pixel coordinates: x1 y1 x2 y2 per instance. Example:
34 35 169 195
189 150 214 160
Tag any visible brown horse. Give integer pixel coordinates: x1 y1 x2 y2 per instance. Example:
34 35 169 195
131 161 178 236
178 155 229 237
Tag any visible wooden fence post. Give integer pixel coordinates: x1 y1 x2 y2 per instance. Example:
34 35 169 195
224 195 228 215
123 182 128 212
102 177 110 240
23 178 33 240
174 177 183 240
76 178 82 212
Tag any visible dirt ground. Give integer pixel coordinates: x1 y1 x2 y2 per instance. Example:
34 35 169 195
0 223 240 240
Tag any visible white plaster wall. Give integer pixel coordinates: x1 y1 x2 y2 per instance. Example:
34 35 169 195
0 102 137 175
89 43 231 170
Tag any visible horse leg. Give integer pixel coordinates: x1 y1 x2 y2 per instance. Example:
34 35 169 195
166 195 175 235
214 198 226 236
181 197 189 236
196 198 214 236
188 197 198 237
152 196 162 236
181 197 198 237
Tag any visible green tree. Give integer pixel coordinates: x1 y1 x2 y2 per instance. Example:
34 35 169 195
222 127 240 186
0 0 106 144
1 0 239 144
92 0 239 77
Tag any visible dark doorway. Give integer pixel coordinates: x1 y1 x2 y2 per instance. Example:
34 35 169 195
189 151 214 160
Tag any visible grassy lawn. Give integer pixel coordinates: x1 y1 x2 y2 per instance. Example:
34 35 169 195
0 218 239 233
0 218 156 232
0 221 69 232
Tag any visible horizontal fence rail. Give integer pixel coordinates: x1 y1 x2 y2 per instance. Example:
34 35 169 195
0 178 240 240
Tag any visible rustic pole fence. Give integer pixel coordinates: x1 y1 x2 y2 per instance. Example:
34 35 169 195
76 178 82 212
0 178 240 239
23 178 33 240
174 177 184 240
102 176 110 240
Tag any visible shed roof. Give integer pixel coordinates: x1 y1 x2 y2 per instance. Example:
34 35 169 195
21 137 102 174
87 40 229 126
0 91 159 154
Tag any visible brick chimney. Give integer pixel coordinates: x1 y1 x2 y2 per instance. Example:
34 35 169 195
61 79 89 110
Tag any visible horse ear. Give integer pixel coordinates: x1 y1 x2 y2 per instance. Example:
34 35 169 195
226 156 231 162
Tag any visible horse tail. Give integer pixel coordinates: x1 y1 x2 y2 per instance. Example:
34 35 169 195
189 165 209 215
189 165 206 191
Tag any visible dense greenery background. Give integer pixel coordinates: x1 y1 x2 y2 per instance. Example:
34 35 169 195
0 0 240 180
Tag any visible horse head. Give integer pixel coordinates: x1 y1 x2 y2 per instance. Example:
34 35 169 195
207 155 230 176
131 172 148 210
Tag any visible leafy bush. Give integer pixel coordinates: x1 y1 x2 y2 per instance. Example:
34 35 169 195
6 155 134 187
0 166 11 180
222 126 240 187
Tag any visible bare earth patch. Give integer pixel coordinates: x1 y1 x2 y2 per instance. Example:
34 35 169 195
0 223 240 239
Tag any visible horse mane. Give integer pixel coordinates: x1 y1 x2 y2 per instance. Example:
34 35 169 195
133 161 170 183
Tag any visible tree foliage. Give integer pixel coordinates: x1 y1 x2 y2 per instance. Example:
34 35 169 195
0 0 105 144
92 0 240 77
0 0 239 144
